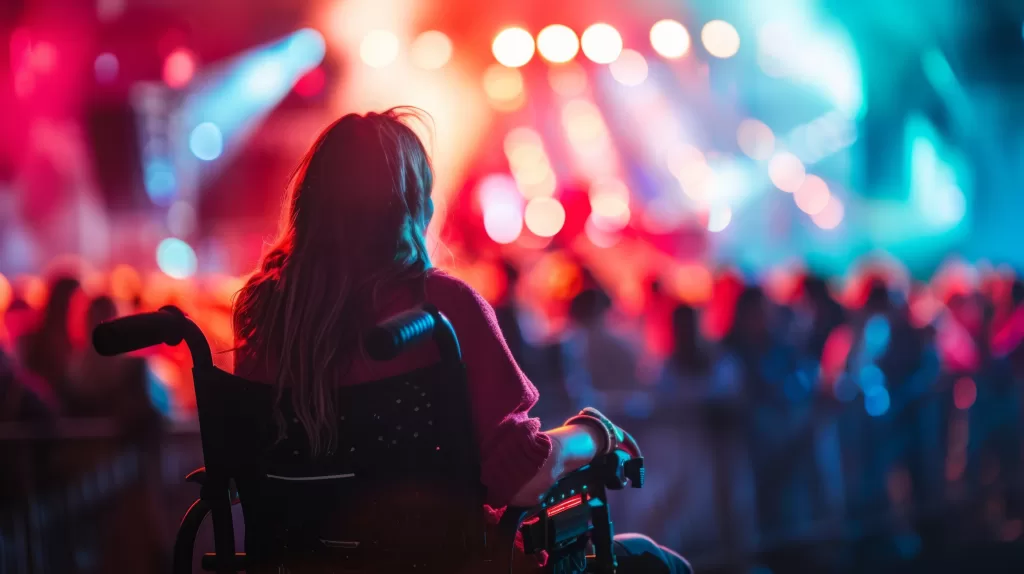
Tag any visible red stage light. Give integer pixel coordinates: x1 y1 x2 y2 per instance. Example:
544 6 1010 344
164 49 196 88
294 67 326 97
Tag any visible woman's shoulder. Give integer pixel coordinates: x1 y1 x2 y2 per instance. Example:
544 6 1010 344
424 269 497 327
425 269 487 305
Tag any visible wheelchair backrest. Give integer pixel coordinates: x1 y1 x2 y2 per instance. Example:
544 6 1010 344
192 361 487 570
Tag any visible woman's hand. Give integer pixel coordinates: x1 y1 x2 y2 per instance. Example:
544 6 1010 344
564 407 642 459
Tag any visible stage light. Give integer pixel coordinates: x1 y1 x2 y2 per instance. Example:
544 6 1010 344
650 19 691 59
589 192 630 232
144 160 177 205
581 23 622 64
411 30 453 70
478 174 524 244
286 28 326 64
246 59 287 95
609 49 647 86
156 238 198 279
811 196 844 229
794 174 830 215
483 64 525 111
589 178 630 202
537 24 579 64
701 20 740 59
864 385 890 417
484 205 524 244
768 151 805 192
548 62 588 97
736 119 774 160
707 205 732 232
360 30 400 68
504 126 544 153
524 197 566 237
492 27 535 68
483 64 524 102
189 122 223 161
164 48 196 88
585 216 620 248
94 52 118 83
561 99 607 145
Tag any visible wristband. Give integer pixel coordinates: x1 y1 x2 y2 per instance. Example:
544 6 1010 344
564 413 614 456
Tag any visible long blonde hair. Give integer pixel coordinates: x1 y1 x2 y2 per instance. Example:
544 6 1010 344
233 108 434 455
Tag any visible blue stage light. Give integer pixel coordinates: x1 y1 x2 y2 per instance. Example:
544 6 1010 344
156 238 198 279
864 385 890 417
144 159 177 204
189 122 223 161
181 28 327 168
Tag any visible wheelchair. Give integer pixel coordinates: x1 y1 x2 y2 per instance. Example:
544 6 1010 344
93 304 647 573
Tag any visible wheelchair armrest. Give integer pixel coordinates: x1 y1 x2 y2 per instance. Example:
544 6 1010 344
503 451 645 555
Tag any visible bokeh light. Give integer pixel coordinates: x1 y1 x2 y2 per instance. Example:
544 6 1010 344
189 122 224 161
483 64 525 111
585 216 621 248
479 175 525 244
736 119 775 160
561 99 609 146
589 191 631 232
504 128 557 198
581 23 623 64
163 48 196 88
701 20 741 59
650 19 691 59
94 52 119 83
410 30 453 70
794 174 831 215
548 62 588 97
360 30 400 68
865 386 890 417
156 238 198 279
812 196 845 229
768 151 805 192
144 160 177 205
492 27 535 68
524 197 566 237
707 205 732 232
609 49 648 86
537 24 579 64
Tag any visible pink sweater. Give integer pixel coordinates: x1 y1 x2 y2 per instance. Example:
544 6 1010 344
236 269 553 508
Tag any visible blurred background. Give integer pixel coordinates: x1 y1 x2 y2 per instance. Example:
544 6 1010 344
2 0 1024 572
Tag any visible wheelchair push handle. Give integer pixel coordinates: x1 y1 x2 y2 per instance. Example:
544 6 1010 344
364 304 461 362
93 308 184 356
91 306 213 367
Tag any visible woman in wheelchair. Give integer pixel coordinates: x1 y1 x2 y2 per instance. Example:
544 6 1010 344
231 108 691 574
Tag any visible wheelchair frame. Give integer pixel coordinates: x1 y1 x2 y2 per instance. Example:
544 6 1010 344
93 305 644 574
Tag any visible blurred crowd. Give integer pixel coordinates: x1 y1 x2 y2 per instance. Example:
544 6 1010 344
2 255 1024 570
